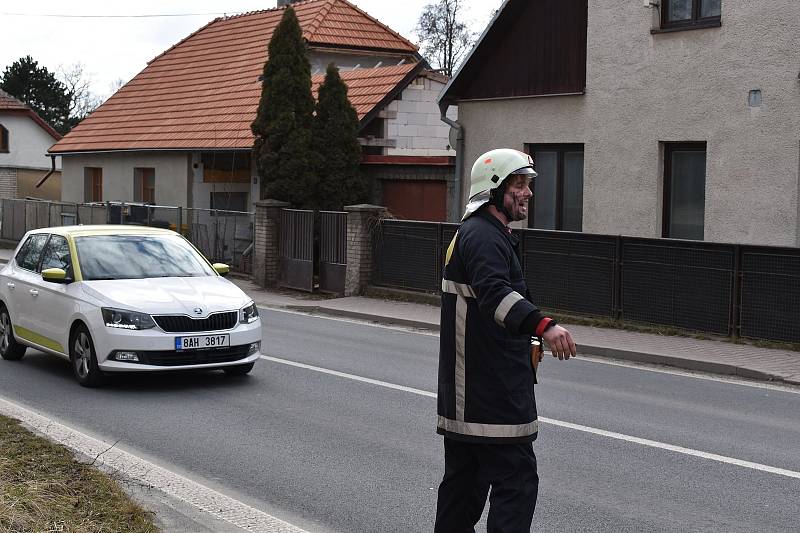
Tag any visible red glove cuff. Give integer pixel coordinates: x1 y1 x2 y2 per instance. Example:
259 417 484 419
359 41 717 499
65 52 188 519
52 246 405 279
535 317 554 337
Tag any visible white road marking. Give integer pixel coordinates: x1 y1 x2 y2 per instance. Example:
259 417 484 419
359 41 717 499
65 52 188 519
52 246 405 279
262 355 800 481
0 396 310 533
261 355 436 398
261 307 800 394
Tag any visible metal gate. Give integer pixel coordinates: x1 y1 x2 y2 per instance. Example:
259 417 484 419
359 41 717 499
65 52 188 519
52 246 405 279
319 211 347 293
278 209 314 292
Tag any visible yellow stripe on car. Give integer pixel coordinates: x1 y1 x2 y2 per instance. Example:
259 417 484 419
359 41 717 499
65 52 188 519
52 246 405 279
15 326 65 354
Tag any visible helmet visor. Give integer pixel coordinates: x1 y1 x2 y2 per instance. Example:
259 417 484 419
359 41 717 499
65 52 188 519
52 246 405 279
511 166 538 177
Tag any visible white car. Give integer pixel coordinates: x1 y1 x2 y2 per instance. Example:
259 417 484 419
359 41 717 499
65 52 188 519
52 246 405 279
0 225 261 386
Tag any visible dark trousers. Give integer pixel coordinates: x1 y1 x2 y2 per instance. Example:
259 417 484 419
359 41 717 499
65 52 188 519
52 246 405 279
434 437 538 533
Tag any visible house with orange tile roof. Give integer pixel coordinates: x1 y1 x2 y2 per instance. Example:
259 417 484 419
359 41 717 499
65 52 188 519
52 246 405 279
0 89 62 201
49 0 458 221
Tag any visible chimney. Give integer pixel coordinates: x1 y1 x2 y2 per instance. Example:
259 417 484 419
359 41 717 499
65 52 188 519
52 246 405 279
277 0 300 6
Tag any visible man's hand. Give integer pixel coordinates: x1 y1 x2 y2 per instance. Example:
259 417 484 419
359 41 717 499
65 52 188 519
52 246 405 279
542 325 577 360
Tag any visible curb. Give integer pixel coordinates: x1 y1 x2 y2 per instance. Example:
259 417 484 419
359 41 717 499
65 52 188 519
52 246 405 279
282 305 440 332
272 305 798 386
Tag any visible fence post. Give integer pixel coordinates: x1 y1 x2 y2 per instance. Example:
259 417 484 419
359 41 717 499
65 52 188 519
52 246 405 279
613 235 623 321
731 244 743 339
343 204 387 296
253 199 290 288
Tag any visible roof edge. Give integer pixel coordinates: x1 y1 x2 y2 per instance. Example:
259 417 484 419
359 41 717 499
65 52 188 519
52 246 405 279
2 108 62 141
48 147 249 156
359 61 427 128
438 0 514 107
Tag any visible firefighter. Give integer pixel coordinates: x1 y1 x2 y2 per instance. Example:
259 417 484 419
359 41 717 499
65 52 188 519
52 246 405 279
435 148 577 532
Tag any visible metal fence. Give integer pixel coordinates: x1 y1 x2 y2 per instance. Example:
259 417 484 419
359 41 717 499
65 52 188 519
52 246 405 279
372 219 800 343
0 199 254 273
278 209 315 292
319 211 347 294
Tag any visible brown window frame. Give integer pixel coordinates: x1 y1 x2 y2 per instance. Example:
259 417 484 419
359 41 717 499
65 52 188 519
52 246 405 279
84 167 103 202
659 0 721 31
134 167 156 204
0 124 8 153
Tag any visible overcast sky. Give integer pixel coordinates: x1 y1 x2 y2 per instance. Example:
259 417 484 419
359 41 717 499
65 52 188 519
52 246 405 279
1 0 501 100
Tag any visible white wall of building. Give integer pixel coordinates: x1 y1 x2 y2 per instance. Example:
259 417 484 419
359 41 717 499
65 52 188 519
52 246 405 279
455 0 800 246
386 76 457 157
0 114 60 170
61 152 190 206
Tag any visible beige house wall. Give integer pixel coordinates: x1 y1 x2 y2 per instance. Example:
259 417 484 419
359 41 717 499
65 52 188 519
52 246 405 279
17 169 61 200
61 152 191 206
455 0 800 246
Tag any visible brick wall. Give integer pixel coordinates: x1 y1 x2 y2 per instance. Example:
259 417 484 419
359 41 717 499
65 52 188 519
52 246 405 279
344 204 387 296
252 199 290 287
0 167 18 199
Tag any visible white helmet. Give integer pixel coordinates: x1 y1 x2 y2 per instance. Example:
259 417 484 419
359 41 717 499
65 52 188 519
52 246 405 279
463 148 537 220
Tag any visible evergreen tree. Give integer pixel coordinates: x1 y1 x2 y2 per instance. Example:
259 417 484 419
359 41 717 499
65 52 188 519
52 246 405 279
313 63 367 210
1 56 71 134
251 7 319 208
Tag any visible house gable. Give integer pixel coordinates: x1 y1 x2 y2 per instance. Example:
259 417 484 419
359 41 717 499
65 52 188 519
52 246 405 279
440 0 587 105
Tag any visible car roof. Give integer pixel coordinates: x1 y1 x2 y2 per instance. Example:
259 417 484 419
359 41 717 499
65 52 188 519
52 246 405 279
25 225 178 238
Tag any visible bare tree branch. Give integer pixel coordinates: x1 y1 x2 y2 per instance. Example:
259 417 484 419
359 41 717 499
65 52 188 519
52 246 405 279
415 0 476 76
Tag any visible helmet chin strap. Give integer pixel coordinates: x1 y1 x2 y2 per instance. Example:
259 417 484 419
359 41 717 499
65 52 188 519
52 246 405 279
490 183 514 224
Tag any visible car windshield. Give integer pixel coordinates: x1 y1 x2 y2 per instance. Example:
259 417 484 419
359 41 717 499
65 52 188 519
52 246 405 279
75 234 216 280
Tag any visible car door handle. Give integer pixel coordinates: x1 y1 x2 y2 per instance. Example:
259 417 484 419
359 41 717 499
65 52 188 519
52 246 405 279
29 289 38 296
6 282 14 290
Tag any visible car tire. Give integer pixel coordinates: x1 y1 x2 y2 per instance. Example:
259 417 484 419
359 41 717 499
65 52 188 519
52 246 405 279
0 305 26 361
223 362 255 376
70 325 105 387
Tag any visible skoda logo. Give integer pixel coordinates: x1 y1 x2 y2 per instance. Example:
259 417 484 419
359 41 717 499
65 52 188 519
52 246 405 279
193 307 203 315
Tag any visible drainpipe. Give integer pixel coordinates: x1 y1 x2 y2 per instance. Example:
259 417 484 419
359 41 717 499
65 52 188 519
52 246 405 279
439 101 464 222
35 155 57 188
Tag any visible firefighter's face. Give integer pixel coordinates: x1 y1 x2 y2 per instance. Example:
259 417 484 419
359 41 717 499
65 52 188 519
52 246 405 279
503 175 533 221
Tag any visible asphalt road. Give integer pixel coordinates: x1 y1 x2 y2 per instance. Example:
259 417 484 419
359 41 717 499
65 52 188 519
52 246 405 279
1 308 799 532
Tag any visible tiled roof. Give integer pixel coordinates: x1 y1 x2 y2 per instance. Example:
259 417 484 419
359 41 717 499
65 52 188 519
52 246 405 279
0 88 62 140
0 89 30 111
50 0 420 153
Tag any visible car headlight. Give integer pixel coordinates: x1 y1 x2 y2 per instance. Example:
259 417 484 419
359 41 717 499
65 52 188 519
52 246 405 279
240 302 259 324
101 308 156 330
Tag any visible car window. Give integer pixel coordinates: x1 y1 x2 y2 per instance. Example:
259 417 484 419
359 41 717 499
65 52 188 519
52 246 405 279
75 234 215 280
40 235 72 274
15 234 49 272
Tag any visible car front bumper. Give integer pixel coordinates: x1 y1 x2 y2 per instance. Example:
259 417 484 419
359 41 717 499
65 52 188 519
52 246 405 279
92 318 262 372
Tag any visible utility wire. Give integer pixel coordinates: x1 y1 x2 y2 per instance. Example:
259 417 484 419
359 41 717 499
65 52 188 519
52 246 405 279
1 12 240 18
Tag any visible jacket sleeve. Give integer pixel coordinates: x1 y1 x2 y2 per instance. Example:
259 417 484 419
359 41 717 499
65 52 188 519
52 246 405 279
461 232 542 334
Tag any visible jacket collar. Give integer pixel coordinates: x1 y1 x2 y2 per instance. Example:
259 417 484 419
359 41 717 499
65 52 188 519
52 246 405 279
476 208 519 246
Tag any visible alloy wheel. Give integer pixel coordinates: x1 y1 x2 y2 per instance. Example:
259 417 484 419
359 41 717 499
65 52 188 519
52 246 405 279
0 313 9 354
74 332 91 379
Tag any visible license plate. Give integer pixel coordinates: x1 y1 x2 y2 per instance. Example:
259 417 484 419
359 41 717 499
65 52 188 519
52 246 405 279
175 334 230 351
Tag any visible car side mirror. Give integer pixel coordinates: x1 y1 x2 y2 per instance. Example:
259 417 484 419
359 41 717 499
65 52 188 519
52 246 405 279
212 263 230 277
42 267 71 284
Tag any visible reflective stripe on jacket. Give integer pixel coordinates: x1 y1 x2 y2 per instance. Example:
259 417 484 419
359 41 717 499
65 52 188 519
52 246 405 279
437 209 540 443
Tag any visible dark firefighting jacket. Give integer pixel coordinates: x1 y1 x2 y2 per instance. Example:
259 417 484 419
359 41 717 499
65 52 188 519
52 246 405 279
437 209 548 444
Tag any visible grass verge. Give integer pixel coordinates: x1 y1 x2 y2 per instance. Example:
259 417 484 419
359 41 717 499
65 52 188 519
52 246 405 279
0 414 158 533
